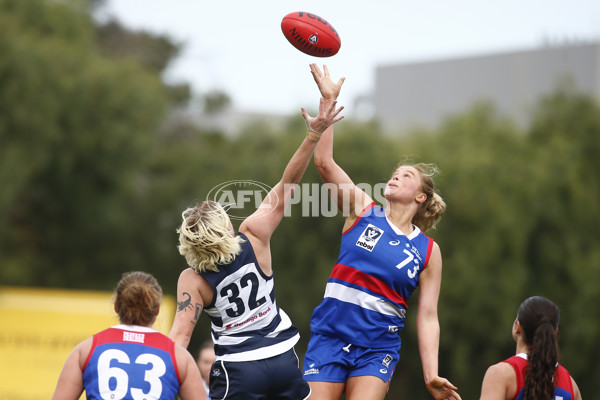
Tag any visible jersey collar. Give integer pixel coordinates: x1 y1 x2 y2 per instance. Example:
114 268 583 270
385 215 422 240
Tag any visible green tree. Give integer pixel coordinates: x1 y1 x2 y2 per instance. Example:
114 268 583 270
0 0 173 287
523 86 600 390
387 93 600 398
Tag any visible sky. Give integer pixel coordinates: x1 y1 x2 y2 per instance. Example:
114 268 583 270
101 1 600 117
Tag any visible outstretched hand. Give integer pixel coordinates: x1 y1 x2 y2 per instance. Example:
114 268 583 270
426 376 462 400
309 63 345 100
301 97 344 135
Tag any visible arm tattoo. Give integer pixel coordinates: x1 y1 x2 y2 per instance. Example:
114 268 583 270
177 292 193 312
194 303 203 321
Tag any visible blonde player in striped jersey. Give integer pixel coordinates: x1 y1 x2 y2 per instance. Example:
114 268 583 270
169 92 344 400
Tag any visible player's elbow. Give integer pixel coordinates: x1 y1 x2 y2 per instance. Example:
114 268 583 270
314 155 335 176
417 305 439 326
169 328 192 349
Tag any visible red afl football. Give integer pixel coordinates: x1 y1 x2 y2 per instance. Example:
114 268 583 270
281 11 341 57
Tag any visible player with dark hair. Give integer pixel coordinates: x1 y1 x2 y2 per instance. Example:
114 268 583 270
479 296 582 400
169 95 344 399
301 64 460 400
52 271 205 400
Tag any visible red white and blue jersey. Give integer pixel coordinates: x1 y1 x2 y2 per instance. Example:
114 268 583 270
82 325 180 400
504 353 574 400
200 232 300 362
310 202 434 349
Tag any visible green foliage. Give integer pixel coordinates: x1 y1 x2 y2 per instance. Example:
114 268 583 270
202 90 232 114
0 0 169 287
390 94 600 398
95 17 190 106
1 1 598 398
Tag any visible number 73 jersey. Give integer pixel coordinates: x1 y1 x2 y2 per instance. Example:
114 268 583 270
310 203 434 349
200 232 301 362
83 325 180 400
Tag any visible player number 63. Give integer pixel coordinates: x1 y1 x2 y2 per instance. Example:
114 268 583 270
97 349 166 400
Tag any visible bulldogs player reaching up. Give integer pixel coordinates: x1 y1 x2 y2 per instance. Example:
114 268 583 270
169 95 344 400
302 64 461 400
52 271 205 400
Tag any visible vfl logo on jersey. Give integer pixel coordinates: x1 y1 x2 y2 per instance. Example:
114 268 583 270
356 224 384 252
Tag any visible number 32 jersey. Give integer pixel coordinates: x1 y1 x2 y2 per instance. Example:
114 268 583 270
83 325 180 400
200 232 300 362
310 202 434 349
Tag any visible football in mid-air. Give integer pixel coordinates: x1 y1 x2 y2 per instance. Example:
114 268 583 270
281 11 341 57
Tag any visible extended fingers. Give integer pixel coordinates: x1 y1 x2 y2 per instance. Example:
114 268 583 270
331 105 344 121
323 104 344 125
319 99 339 117
309 63 322 79
332 113 344 124
301 107 314 125
323 98 337 111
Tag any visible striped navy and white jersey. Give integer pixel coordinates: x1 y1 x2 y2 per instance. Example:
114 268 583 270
200 232 300 362
309 202 434 349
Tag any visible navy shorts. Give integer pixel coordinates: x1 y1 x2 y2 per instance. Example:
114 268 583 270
209 348 310 400
302 333 400 383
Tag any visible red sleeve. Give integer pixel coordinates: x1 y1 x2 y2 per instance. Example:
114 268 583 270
556 364 574 396
502 356 526 400
82 333 99 370
169 339 182 384
422 237 434 269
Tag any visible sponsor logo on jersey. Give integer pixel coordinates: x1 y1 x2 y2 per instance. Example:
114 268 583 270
225 307 272 330
356 224 384 252
122 331 145 344
380 368 388 374
382 354 393 367
304 367 320 375
387 325 399 333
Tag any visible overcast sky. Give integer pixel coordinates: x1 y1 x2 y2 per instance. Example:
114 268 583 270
101 1 600 117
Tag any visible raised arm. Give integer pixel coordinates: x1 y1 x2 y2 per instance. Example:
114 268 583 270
309 64 372 225
239 97 343 251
